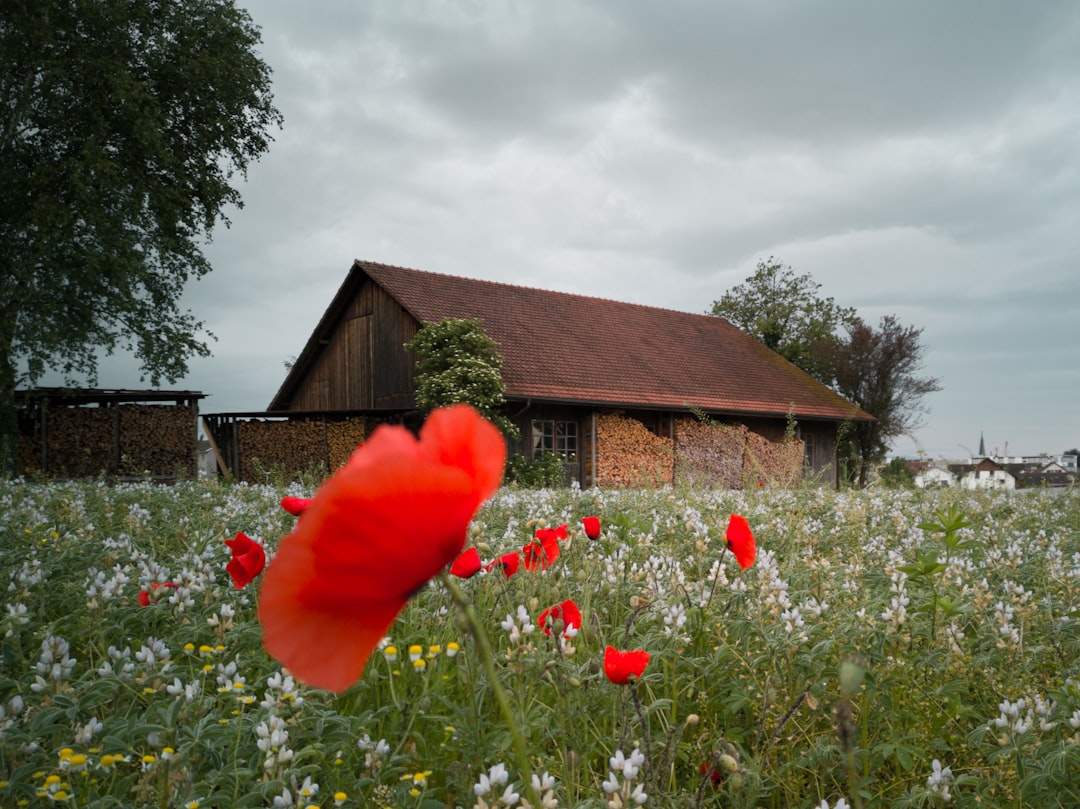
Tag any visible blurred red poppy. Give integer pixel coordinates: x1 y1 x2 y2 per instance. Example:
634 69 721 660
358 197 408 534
258 404 505 692
280 496 311 517
538 599 582 636
225 531 266 589
486 551 521 578
699 761 723 788
581 516 601 539
137 582 177 606
603 645 650 684
725 514 756 570
450 547 482 578
522 532 561 571
535 524 568 543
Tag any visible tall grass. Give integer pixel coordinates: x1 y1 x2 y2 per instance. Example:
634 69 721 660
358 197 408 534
0 477 1078 808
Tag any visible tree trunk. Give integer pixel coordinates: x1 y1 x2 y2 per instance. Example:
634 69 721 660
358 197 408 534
0 349 17 477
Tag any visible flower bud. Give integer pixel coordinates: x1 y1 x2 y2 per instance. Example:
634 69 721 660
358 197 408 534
839 657 866 697
718 754 738 773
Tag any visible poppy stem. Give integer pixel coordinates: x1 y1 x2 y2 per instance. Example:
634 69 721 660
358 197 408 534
703 545 730 614
438 571 539 806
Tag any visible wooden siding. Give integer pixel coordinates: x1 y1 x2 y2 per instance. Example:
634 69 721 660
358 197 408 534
286 281 420 411
797 420 838 483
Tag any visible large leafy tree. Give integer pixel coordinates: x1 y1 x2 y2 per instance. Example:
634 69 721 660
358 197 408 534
404 318 519 440
816 315 942 487
710 257 856 380
0 0 282 467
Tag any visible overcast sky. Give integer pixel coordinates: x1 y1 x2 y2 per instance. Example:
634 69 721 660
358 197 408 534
92 1 1080 460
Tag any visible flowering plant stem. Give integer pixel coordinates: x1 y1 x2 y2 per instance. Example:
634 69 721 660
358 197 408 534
439 571 539 806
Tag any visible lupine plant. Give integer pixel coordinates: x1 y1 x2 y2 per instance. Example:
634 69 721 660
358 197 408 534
1 413 1079 808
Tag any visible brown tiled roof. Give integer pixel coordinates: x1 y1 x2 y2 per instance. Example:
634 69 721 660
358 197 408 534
277 260 873 421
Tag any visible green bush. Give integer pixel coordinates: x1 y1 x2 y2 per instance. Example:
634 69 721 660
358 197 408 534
504 451 568 488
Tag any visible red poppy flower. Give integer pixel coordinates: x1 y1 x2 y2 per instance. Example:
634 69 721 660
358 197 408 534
603 645 650 684
137 582 177 606
280 496 312 516
725 513 756 570
582 516 601 540
485 551 521 578
535 524 569 544
258 404 505 692
522 532 561 571
225 531 266 589
538 599 582 636
699 761 723 788
450 547 482 578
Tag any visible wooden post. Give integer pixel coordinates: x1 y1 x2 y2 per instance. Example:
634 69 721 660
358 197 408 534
201 418 229 477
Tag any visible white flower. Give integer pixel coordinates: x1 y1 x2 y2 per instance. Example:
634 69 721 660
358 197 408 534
488 762 510 786
297 775 319 798
499 783 520 806
474 773 493 797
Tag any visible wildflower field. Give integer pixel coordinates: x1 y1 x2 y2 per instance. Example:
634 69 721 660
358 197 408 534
1 475 1078 808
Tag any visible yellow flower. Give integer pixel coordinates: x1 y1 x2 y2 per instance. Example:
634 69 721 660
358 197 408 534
427 644 442 657
446 642 460 657
412 658 427 671
408 644 422 662
383 646 398 661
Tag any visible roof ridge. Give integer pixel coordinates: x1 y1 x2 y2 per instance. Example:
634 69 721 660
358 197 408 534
354 259 721 322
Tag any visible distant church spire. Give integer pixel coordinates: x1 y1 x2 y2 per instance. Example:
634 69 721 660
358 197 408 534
978 432 985 456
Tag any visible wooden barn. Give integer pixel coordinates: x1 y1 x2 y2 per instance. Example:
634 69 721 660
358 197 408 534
268 261 873 487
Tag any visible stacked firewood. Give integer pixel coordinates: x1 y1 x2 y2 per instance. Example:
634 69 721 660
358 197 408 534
237 419 327 482
594 413 805 490
742 430 804 488
119 405 196 476
673 417 746 488
235 416 369 482
326 417 369 469
16 403 197 478
594 412 674 488
44 407 116 477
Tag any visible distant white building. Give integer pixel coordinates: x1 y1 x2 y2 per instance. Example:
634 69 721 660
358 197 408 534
954 459 1015 490
913 464 956 489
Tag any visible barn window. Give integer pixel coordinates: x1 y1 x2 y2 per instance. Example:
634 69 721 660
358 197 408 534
802 431 816 470
532 419 577 459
